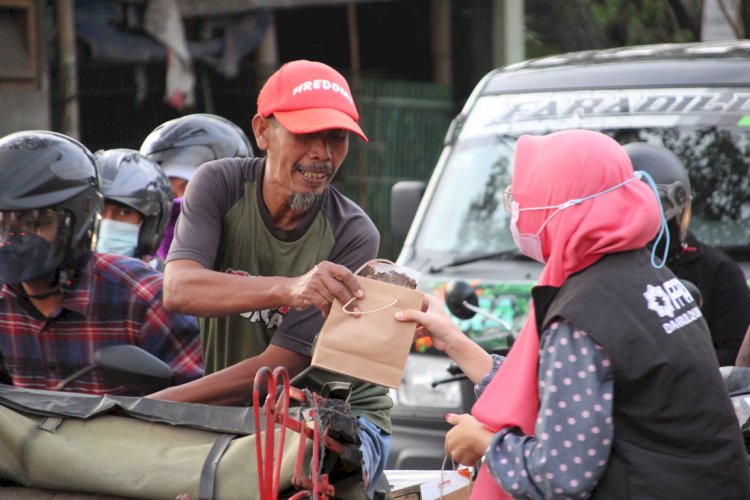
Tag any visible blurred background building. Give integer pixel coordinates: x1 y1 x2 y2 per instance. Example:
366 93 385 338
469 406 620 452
0 0 745 258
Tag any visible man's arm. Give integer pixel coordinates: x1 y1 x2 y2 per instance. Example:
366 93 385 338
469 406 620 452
148 344 310 405
163 258 364 318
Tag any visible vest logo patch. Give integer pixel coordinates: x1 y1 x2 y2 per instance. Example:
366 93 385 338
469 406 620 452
643 278 702 334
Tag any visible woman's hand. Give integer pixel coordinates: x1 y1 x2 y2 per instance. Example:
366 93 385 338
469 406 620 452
394 294 463 352
395 293 495 384
444 413 494 466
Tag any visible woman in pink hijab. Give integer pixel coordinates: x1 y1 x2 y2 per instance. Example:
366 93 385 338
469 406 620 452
396 130 749 498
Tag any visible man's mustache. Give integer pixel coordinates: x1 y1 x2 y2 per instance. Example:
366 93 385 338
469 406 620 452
293 163 333 175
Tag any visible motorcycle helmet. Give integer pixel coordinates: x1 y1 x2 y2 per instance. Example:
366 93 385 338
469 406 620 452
94 148 173 257
624 142 693 244
140 113 253 182
0 130 102 285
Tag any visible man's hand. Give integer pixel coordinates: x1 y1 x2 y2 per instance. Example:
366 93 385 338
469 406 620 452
287 261 364 317
444 413 494 466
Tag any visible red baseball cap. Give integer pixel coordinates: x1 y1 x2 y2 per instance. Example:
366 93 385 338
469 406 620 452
257 60 368 142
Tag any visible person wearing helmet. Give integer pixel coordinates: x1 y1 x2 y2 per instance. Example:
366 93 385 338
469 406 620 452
140 113 253 198
147 61 391 495
0 130 203 395
94 148 173 271
625 142 750 366
140 113 254 260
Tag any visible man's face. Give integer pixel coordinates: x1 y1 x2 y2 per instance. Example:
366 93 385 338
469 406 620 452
256 116 349 213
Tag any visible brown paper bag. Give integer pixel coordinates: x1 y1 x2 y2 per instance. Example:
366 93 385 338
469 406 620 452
310 273 423 388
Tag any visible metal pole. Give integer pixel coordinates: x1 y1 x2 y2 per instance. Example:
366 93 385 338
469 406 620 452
492 0 525 69
346 2 361 95
257 12 279 84
346 2 367 210
431 0 452 86
57 0 80 139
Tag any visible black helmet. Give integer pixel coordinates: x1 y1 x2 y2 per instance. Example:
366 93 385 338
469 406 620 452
140 114 253 181
624 142 693 244
94 148 173 257
0 130 102 284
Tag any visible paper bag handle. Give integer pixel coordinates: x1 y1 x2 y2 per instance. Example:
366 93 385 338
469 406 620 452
342 295 397 315
439 455 474 499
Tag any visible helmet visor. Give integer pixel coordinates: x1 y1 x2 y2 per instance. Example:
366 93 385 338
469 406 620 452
147 145 216 181
0 208 71 283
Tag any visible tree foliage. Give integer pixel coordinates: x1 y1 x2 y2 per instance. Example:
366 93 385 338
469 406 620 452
525 0 748 57
589 0 700 45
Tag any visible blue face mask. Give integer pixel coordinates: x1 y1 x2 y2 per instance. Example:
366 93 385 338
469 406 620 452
96 219 140 257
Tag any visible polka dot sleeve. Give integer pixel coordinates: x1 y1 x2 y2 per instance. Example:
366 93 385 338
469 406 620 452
485 320 614 498
475 354 506 397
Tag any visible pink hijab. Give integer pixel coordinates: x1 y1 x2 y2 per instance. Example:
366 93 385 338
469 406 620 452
470 130 661 498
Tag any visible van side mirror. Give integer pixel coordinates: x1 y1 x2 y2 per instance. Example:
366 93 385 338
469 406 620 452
444 280 479 319
390 180 426 239
444 279 514 336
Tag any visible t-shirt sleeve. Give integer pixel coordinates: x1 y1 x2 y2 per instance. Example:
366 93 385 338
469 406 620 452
166 158 247 269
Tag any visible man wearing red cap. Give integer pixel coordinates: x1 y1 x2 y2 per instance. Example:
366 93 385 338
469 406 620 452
149 60 391 494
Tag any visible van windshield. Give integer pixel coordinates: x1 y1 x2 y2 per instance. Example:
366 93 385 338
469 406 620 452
417 88 750 257
417 135 518 255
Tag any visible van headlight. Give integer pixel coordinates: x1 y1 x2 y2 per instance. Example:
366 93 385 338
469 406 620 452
390 353 463 409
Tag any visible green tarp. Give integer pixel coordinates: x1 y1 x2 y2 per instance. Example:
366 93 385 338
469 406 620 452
0 385 305 499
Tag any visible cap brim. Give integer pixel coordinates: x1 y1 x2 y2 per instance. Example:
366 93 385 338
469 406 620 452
273 108 368 142
162 163 198 181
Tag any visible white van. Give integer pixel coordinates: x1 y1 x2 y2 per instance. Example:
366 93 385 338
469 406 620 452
387 39 750 469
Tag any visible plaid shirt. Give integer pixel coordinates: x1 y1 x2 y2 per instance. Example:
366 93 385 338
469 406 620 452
0 253 203 395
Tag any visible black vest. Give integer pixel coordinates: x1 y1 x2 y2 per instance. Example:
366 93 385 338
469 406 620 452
534 249 750 499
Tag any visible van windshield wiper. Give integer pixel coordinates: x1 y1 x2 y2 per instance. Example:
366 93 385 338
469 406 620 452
428 248 521 273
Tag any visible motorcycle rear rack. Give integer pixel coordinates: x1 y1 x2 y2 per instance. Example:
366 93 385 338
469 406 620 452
253 366 361 499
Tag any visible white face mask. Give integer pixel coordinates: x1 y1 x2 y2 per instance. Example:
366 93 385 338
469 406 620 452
97 219 140 257
508 175 641 264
